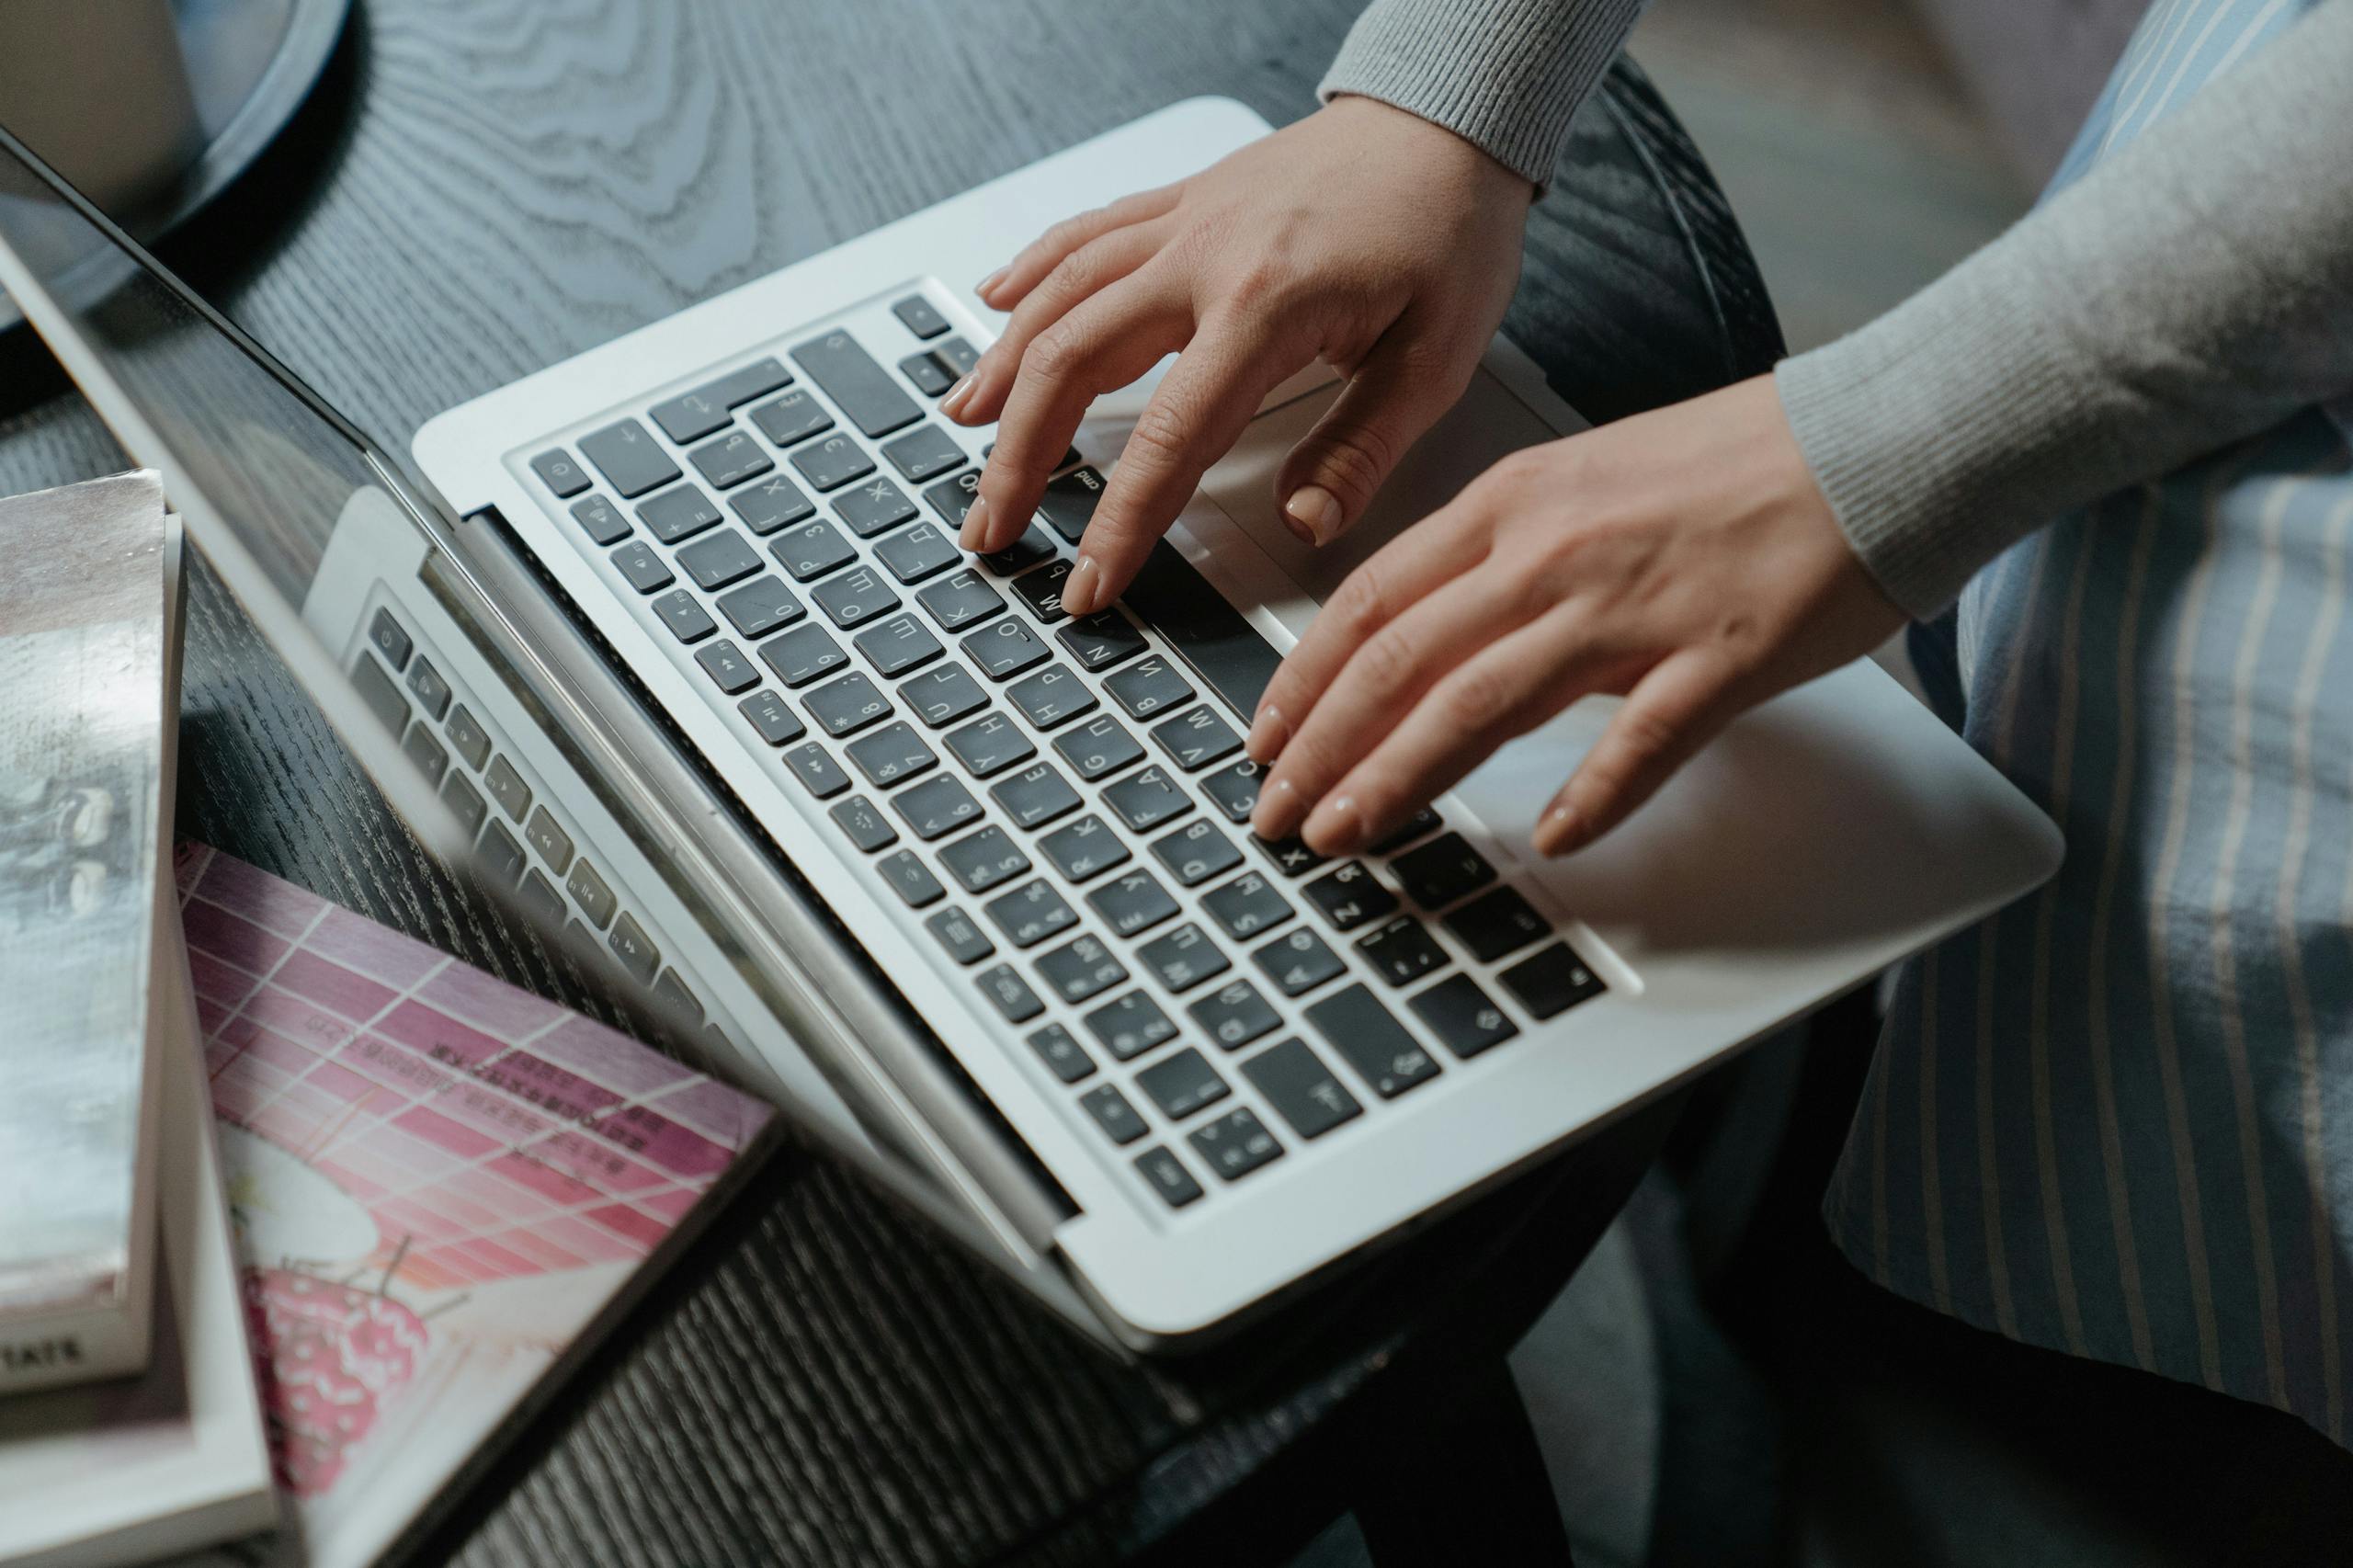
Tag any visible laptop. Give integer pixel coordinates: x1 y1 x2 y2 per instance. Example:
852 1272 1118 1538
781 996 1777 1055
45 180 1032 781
0 98 2061 1350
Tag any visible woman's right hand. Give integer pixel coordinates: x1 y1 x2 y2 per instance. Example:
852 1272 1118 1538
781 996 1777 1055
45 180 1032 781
945 95 1536 616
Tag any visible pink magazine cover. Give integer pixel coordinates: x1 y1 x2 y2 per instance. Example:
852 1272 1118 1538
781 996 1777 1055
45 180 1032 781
165 844 777 1568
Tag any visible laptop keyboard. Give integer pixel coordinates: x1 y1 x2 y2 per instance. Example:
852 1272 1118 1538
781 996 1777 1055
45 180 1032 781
512 286 1608 1214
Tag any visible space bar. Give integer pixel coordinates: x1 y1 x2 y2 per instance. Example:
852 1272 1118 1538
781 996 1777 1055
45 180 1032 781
1120 541 1285 721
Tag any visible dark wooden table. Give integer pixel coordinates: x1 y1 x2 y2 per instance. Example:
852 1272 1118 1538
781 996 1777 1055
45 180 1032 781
0 3 1780 1562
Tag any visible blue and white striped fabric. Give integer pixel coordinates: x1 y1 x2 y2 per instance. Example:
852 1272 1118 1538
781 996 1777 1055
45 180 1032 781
1824 0 2353 1446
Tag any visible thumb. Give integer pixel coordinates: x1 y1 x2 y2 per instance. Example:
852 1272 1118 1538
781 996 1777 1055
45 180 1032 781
1275 335 1464 546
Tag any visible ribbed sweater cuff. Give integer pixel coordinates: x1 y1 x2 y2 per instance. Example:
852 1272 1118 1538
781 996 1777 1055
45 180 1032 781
1318 0 1646 187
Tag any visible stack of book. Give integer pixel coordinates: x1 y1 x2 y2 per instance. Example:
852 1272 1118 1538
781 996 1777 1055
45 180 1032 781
0 472 779 1567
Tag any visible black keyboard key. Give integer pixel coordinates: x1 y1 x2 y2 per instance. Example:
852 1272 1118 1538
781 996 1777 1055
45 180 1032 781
367 608 414 672
808 568 897 631
1120 540 1284 722
1136 922 1230 992
1392 833 1497 909
803 671 892 737
1084 989 1178 1061
1035 934 1127 1006
1356 915 1449 988
652 970 704 1024
732 473 816 534
565 859 617 928
1101 765 1193 835
1152 704 1243 771
900 350 955 396
1201 871 1290 941
651 358 793 444
1151 818 1243 888
931 335 981 378
1256 835 1329 879
981 525 1058 577
1306 983 1441 1100
976 961 1044 1021
650 589 717 643
484 756 531 822
903 664 991 730
942 710 1035 776
773 518 858 582
440 771 488 838
1037 812 1129 881
1444 887 1552 963
892 293 949 339
1025 1022 1095 1084
926 905 996 967
881 848 948 909
523 805 574 872
1242 1039 1363 1141
1188 980 1280 1051
829 793 900 852
1037 464 1107 544
716 575 805 640
749 388 835 447
938 824 1031 894
688 428 774 490
1009 559 1074 622
568 492 631 545
791 330 922 437
1008 664 1097 730
446 705 492 769
677 528 762 591
881 425 968 483
1499 942 1607 1019
1057 611 1147 673
1134 1146 1204 1209
1080 1084 1148 1146
916 568 1005 632
637 483 722 545
1103 654 1194 720
853 613 944 678
1189 1108 1283 1181
694 639 759 695
985 879 1079 948
845 720 937 788
758 622 848 687
1137 1048 1230 1120
1052 714 1144 782
873 521 961 583
1088 867 1180 937
964 616 1051 679
835 474 920 538
923 467 983 528
738 688 805 746
404 655 452 720
1199 760 1262 823
530 448 592 497
579 420 678 497
1302 861 1399 932
1254 926 1347 997
1370 808 1446 854
608 912 662 984
400 730 446 787
612 540 675 594
790 432 877 493
783 743 851 800
478 821 527 889
1411 973 1519 1058
990 763 1083 830
893 774 983 840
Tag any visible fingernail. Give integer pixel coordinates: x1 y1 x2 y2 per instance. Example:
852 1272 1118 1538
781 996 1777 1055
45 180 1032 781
959 493 991 552
1250 776 1299 839
976 266 1009 303
1061 554 1101 616
1283 484 1344 546
1245 704 1290 762
941 373 977 421
1306 793 1362 853
1538 803 1584 857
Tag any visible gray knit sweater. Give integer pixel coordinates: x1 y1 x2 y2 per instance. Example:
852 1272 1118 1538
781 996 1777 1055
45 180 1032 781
1320 0 2353 618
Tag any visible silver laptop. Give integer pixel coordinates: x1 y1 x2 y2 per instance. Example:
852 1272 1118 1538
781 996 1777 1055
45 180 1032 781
0 98 2060 1351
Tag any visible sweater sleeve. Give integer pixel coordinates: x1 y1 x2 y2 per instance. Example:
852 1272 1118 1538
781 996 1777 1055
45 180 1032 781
1775 0 2353 620
1317 0 1649 187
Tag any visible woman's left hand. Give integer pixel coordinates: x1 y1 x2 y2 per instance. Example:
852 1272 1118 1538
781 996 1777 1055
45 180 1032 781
1244 376 1908 858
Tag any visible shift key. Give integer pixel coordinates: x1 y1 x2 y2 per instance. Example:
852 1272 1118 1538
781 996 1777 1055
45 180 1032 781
790 330 920 437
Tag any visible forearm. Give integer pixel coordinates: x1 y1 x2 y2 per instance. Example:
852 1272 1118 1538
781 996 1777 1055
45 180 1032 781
1777 0 2353 619
1318 0 1649 187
